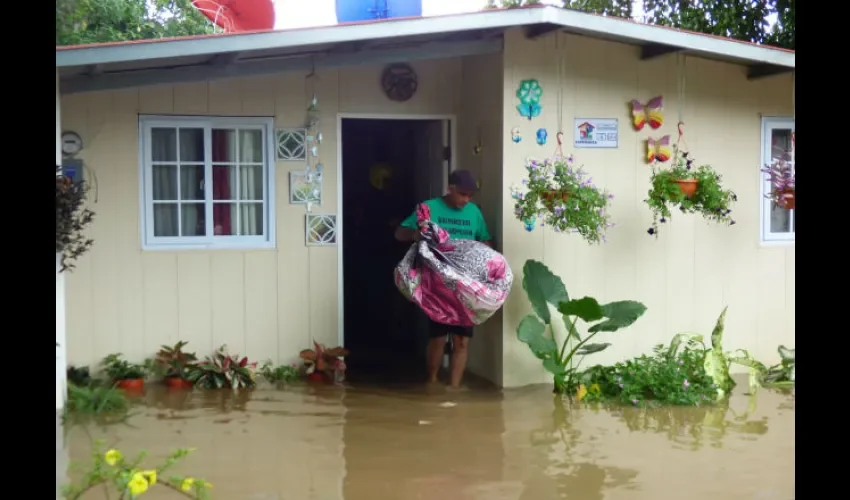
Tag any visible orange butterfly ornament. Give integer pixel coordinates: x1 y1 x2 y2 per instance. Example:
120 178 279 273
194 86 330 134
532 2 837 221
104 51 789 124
646 135 672 163
630 96 664 131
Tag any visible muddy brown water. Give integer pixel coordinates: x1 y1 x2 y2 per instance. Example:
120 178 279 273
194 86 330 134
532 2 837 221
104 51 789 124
57 377 794 499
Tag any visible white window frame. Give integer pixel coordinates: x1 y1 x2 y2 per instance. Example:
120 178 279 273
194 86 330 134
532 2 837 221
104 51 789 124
138 115 276 251
759 116 795 245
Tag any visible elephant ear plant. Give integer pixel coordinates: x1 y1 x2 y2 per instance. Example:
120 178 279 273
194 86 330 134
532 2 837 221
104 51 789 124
517 260 647 395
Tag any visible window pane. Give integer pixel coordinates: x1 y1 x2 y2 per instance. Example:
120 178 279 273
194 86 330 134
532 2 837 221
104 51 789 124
212 165 236 200
212 129 237 163
239 203 264 236
181 203 206 236
179 128 204 162
180 165 205 200
153 204 178 236
239 129 263 163
240 166 263 201
151 128 177 162
213 202 237 236
768 127 794 234
152 165 177 200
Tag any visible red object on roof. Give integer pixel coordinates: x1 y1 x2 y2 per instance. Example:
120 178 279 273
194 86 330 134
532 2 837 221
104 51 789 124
191 0 275 32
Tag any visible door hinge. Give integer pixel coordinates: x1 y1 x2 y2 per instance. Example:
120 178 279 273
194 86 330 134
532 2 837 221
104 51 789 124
442 146 451 161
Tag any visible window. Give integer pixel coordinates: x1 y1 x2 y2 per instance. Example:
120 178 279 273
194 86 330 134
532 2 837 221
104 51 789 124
760 117 795 243
139 116 276 250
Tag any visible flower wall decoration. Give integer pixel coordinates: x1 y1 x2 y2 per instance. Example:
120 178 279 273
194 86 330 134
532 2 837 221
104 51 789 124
516 79 543 120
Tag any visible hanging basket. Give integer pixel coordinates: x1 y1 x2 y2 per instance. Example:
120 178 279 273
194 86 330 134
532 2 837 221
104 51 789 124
778 188 795 210
675 179 698 198
541 189 570 211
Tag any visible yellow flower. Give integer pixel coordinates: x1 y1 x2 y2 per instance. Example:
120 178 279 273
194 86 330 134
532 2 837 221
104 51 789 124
141 470 157 485
128 472 149 496
589 383 601 396
181 478 195 492
576 384 588 401
104 449 122 466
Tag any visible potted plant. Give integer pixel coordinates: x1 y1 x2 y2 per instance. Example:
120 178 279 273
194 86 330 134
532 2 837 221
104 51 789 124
509 155 614 244
299 342 349 383
56 164 95 272
761 156 795 210
185 345 257 390
644 147 738 237
154 341 198 389
101 353 151 391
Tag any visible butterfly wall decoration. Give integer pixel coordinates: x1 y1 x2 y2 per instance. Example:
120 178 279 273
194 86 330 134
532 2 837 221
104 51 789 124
630 96 664 131
646 135 672 163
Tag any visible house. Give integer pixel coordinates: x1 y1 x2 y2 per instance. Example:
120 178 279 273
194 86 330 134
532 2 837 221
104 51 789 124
54 5 795 405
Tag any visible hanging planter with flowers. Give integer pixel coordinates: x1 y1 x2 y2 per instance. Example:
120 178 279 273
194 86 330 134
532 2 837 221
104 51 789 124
761 146 795 210
644 145 738 237
56 164 95 272
510 155 614 245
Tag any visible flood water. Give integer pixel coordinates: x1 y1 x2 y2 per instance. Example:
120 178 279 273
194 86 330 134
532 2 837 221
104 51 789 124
57 376 794 499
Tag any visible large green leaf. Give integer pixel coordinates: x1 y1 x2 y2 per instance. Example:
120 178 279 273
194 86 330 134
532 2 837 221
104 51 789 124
517 314 558 360
587 300 648 333
543 357 566 376
522 260 569 324
558 297 604 322
576 343 611 355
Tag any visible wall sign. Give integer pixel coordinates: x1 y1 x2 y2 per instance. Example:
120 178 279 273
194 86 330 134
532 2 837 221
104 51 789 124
573 118 619 149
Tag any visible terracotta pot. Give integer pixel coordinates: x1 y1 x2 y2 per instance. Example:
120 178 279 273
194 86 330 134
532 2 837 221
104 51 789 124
779 188 795 210
164 376 194 389
675 179 698 198
116 378 144 391
307 372 326 383
541 190 569 210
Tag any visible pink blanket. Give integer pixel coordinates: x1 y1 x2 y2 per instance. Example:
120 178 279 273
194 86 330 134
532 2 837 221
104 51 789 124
394 203 514 327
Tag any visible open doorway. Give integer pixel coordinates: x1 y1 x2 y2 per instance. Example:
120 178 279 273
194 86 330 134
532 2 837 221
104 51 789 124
340 116 451 382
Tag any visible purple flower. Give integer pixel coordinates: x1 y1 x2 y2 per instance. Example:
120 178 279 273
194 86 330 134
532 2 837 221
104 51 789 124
608 193 614 199
632 399 639 405
521 179 527 185
683 379 690 388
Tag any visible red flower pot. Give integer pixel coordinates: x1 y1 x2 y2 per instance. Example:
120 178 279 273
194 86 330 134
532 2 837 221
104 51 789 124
164 376 194 389
115 378 144 392
675 179 698 197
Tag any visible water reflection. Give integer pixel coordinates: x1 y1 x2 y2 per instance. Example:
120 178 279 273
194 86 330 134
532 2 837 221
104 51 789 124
57 380 794 500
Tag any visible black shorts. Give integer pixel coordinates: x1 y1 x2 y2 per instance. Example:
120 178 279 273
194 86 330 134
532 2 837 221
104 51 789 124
428 319 473 339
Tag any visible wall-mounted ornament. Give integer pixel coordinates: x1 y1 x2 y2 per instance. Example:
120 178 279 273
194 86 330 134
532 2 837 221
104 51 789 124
646 135 672 163
370 163 393 191
536 128 548 145
277 129 307 161
511 127 522 143
473 141 483 155
523 216 536 232
290 164 323 205
381 63 418 102
629 96 664 131
305 214 338 246
516 79 543 120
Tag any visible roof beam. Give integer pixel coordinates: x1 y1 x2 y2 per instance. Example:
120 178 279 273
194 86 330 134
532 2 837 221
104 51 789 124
640 43 681 60
747 63 793 81
208 51 241 66
59 38 503 95
525 23 561 40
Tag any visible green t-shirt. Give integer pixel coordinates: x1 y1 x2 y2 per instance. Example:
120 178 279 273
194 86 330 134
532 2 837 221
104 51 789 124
401 197 492 242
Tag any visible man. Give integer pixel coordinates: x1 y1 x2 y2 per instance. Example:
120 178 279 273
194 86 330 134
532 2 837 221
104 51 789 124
394 169 492 389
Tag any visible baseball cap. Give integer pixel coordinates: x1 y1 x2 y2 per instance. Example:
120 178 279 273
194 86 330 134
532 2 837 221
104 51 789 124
448 169 479 192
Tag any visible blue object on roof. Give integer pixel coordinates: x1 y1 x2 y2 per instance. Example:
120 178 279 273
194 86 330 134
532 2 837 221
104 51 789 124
335 0 423 23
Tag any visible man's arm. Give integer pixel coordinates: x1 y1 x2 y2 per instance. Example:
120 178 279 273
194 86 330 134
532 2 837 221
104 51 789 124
395 209 421 242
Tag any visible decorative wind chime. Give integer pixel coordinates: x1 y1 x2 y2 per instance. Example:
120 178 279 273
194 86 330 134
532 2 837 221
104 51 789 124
302 64 323 213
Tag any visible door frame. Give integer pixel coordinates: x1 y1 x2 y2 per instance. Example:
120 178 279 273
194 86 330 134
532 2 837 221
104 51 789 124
336 113 458 348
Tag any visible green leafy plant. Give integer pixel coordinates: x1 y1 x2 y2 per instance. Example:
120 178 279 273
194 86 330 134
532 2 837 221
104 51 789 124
581 334 719 407
258 360 301 384
67 365 93 387
154 341 198 379
101 354 151 381
186 345 257 389
516 260 647 395
56 164 95 272
65 383 130 415
644 147 737 237
730 345 795 389
61 441 212 499
509 155 614 244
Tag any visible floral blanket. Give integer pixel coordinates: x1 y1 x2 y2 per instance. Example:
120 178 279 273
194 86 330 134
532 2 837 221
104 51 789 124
394 203 514 327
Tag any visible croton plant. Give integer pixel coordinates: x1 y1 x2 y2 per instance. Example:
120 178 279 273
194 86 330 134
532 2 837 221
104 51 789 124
186 345 257 389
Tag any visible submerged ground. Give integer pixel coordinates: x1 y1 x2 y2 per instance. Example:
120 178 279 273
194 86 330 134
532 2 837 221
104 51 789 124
56 376 794 499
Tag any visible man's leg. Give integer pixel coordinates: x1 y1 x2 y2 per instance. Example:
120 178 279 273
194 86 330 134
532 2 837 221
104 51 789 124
449 327 473 389
426 324 448 383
